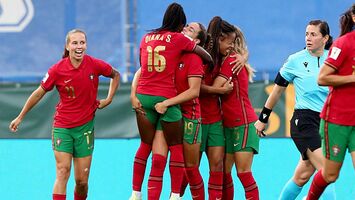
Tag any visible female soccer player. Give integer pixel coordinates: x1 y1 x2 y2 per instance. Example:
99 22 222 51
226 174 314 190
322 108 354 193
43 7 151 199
254 20 335 200
9 29 120 200
306 4 355 200
199 16 236 200
212 24 260 199
129 3 211 200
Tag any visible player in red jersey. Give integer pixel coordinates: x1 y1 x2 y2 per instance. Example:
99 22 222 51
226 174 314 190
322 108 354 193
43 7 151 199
9 29 120 200
129 3 212 200
199 16 237 200
306 4 355 200
212 25 260 200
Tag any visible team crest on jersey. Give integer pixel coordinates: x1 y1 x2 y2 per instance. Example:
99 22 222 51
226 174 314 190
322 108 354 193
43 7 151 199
332 145 340 157
178 63 184 70
303 62 308 68
56 138 62 147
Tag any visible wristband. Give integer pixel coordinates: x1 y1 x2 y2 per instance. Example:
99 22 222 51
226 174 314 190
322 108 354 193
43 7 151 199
259 106 272 123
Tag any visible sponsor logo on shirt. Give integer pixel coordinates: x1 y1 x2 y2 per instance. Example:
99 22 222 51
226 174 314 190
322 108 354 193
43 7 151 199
89 74 94 80
329 47 341 60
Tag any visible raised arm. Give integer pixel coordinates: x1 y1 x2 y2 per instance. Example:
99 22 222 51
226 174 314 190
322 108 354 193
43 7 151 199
9 86 47 132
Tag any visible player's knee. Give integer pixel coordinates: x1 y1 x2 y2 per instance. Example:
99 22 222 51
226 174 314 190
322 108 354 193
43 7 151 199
324 171 339 183
210 158 224 171
75 181 88 193
56 165 71 180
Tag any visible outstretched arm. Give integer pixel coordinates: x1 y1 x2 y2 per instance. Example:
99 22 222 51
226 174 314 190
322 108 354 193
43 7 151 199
9 86 47 132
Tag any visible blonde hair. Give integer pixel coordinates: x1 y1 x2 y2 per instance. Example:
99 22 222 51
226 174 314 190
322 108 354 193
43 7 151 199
234 26 255 82
62 29 87 58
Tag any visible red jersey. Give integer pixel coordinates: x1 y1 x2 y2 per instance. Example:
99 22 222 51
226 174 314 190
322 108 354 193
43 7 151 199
41 55 113 128
199 65 222 124
175 53 203 119
219 55 257 127
320 31 355 125
137 31 196 98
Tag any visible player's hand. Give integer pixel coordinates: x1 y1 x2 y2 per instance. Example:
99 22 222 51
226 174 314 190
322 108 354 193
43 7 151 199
222 77 234 94
155 101 168 114
130 95 145 115
98 98 112 109
254 120 267 137
9 117 22 133
230 54 245 75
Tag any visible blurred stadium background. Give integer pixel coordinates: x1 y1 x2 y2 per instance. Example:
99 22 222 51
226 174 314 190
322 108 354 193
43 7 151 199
0 0 354 199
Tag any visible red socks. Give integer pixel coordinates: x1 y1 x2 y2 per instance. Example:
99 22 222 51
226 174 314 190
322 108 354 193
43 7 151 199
223 172 234 200
132 142 152 191
148 154 167 200
168 144 185 194
53 194 66 200
208 171 223 200
237 171 259 200
180 171 189 197
307 170 329 200
74 192 87 200
185 167 205 200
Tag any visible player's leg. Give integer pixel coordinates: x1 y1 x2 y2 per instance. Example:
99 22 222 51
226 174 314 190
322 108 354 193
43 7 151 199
206 121 225 200
182 118 204 200
279 157 314 200
52 127 74 200
147 129 168 200
130 94 159 199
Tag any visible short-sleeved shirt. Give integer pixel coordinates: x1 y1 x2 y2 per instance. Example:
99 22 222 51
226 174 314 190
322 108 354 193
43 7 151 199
320 31 355 125
200 65 222 124
219 54 257 127
280 49 329 112
137 31 196 98
41 55 113 128
175 53 204 119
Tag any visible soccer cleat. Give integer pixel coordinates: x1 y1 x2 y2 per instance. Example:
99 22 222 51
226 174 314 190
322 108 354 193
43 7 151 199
129 192 142 200
169 193 181 200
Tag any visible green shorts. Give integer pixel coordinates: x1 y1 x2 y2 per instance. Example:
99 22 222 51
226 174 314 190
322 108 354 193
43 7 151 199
183 117 202 144
52 119 95 158
137 94 182 125
320 119 355 163
200 121 225 152
225 122 259 154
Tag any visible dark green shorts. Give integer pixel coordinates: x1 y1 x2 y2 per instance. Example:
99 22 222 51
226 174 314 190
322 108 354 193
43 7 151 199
320 119 355 163
52 119 94 158
225 122 259 154
183 117 202 144
137 94 182 125
200 121 225 152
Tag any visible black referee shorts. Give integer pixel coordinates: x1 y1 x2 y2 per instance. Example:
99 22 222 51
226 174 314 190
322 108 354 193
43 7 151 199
290 109 321 160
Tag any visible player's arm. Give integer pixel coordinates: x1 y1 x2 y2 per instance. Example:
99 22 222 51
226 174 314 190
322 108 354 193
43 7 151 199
9 86 47 132
155 77 201 114
193 45 213 65
130 68 144 114
255 72 288 137
201 75 233 95
99 68 120 109
318 63 355 86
